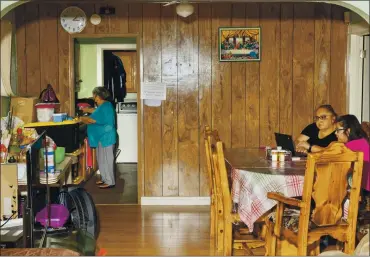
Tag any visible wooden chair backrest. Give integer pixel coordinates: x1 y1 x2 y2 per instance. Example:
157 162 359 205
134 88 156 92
302 142 364 226
213 140 233 217
204 125 220 195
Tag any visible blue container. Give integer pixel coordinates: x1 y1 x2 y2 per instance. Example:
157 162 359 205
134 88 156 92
52 113 67 122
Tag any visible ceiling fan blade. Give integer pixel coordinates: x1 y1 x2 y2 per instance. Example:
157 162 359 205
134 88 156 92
163 1 178 6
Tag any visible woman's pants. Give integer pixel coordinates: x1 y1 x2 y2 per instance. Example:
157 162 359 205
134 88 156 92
97 142 115 186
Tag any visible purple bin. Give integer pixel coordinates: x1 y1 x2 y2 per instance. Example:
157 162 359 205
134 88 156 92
35 204 69 228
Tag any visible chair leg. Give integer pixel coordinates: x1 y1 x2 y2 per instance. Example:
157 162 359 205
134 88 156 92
344 224 357 254
260 224 267 240
223 221 233 256
264 222 275 256
343 240 355 255
314 241 320 256
242 243 255 256
308 241 320 256
216 218 224 255
210 200 215 238
209 237 216 256
270 235 277 256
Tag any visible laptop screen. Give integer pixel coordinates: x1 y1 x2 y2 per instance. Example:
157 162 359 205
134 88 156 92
274 133 308 157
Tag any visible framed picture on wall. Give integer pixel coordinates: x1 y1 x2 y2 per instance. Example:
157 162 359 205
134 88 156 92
219 27 261 62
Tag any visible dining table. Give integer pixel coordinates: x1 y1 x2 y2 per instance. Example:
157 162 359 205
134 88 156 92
224 148 349 232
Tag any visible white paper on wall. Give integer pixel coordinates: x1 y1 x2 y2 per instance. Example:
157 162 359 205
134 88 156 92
141 82 166 100
143 99 162 107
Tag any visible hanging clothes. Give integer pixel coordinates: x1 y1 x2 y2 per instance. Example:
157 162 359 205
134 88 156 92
104 52 127 103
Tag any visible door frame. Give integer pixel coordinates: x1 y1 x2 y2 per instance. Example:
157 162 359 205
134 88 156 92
69 33 143 204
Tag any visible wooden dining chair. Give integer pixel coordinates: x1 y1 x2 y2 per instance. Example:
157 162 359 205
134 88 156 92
264 142 364 256
204 125 220 241
212 139 266 256
205 125 234 255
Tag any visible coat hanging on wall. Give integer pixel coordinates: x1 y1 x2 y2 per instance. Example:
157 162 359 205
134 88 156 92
103 52 127 103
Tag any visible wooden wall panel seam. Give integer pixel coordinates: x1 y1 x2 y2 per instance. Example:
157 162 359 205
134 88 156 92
39 5 59 94
198 3 212 196
259 3 281 147
15 4 27 96
231 3 247 148
278 3 281 137
161 4 179 196
279 3 294 135
25 3 41 96
143 3 163 196
292 3 315 138
313 4 316 116
177 4 200 196
245 2 260 148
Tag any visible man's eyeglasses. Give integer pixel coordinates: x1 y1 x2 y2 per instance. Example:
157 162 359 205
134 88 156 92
335 128 346 133
314 115 331 121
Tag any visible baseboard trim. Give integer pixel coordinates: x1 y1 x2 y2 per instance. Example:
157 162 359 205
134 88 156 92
140 197 211 206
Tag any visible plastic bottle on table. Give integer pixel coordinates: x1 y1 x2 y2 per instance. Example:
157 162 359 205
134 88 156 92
44 147 55 174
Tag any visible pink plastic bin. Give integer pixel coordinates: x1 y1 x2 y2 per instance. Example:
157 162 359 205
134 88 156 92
35 204 69 228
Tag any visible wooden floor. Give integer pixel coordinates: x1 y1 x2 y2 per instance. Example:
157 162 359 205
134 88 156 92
96 205 350 256
96 205 216 256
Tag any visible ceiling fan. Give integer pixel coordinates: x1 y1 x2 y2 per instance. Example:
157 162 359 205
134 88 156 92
163 0 194 17
163 1 182 7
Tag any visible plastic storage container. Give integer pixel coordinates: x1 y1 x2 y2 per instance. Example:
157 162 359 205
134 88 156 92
55 147 65 164
35 204 69 228
35 103 57 122
52 113 67 122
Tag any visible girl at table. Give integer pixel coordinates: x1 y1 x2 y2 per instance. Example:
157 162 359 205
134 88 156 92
335 114 370 192
296 104 338 153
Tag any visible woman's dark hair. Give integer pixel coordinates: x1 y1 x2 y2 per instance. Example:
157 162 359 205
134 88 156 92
336 114 369 142
316 104 338 119
92 87 110 100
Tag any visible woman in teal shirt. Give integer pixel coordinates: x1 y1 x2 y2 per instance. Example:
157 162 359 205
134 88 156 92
80 87 116 188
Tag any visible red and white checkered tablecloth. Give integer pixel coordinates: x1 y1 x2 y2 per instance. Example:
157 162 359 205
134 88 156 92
231 168 349 232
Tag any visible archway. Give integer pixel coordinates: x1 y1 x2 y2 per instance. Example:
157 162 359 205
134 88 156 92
1 0 369 23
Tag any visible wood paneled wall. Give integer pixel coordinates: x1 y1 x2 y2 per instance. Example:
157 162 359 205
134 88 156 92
14 2 348 197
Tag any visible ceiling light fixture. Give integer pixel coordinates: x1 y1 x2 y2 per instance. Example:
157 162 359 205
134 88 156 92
176 3 194 18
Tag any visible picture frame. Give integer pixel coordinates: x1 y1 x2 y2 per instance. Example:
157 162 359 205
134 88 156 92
219 27 261 62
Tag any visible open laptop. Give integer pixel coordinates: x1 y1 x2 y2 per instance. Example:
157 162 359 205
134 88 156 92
274 133 307 157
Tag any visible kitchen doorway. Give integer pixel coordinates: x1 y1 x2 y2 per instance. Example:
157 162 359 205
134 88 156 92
70 34 143 205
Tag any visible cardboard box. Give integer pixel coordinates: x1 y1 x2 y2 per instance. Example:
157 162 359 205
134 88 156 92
10 97 39 124
0 164 18 220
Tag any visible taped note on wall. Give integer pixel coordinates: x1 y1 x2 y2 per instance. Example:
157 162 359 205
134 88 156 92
141 82 166 101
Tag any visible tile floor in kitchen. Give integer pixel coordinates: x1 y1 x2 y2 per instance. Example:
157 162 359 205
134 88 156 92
84 163 138 204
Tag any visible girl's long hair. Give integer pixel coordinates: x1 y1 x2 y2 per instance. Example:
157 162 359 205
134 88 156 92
336 115 369 143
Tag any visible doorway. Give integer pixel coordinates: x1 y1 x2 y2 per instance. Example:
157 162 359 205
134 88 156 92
70 35 142 205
